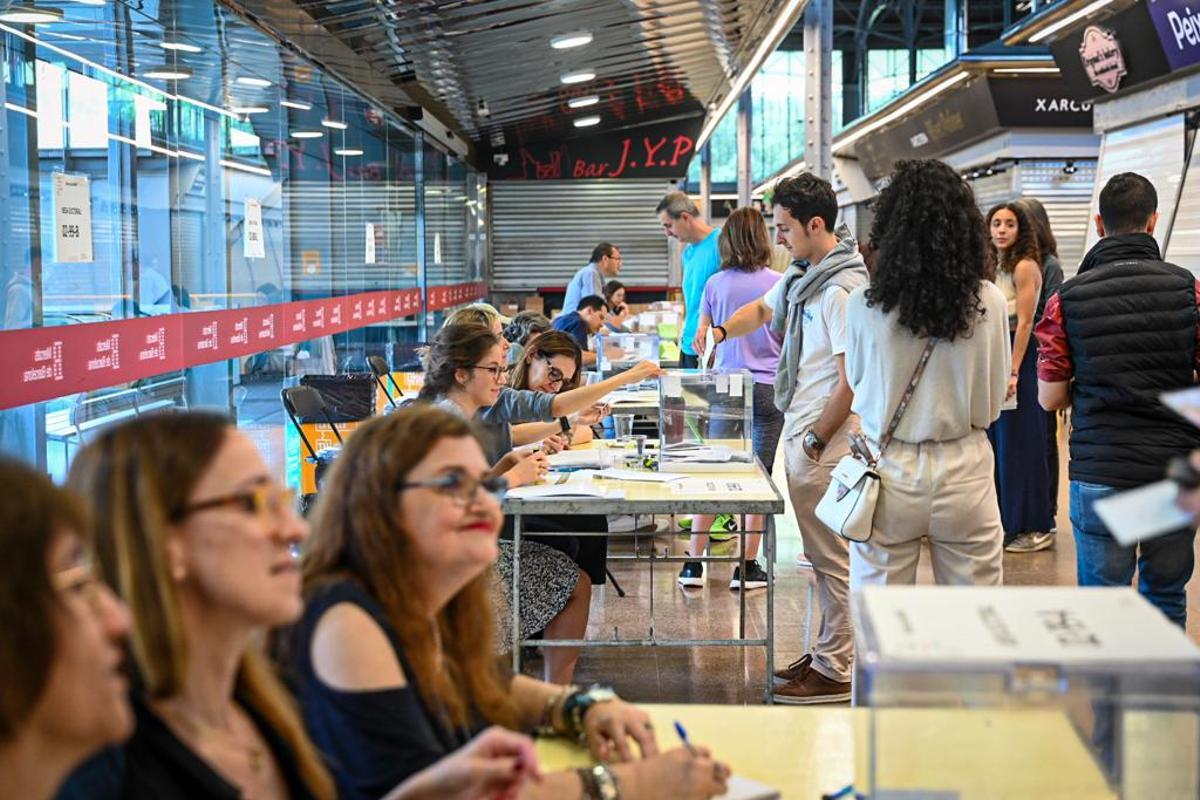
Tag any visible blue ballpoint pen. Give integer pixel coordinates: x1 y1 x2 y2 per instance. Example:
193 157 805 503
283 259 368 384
673 720 698 757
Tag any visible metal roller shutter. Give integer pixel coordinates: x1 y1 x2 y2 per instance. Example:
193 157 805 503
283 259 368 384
1017 161 1097 278
490 179 673 292
1087 114 1186 259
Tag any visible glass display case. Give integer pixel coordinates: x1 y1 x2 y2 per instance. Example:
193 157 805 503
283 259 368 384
658 369 756 473
596 332 661 378
853 585 1200 799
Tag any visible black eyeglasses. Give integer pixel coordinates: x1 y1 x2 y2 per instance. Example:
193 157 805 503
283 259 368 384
172 483 297 522
540 357 567 387
398 472 507 506
469 364 513 382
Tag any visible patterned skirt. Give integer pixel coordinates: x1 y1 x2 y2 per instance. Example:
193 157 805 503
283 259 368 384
491 539 580 652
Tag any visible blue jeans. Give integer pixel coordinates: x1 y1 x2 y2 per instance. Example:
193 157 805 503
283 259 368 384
1070 481 1196 628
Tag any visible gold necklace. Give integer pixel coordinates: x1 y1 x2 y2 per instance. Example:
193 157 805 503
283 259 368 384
158 703 268 775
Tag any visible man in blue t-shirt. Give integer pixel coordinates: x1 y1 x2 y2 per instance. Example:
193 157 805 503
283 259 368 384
551 294 608 366
657 191 720 368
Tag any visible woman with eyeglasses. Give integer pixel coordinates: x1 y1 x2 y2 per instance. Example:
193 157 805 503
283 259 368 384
0 458 132 800
418 324 660 487
510 330 603 447
285 406 729 800
58 412 544 800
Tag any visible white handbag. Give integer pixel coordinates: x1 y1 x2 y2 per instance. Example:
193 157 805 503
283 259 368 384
815 338 937 543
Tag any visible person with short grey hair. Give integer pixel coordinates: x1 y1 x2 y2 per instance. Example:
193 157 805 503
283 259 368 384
562 242 621 314
657 191 719 368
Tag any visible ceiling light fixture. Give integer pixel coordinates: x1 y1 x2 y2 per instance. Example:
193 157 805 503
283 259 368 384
551 32 593 50
560 70 596 85
143 65 193 81
568 95 599 109
1029 0 1115 43
573 115 601 128
0 4 64 24
236 76 272 88
334 148 363 156
290 130 323 139
160 40 203 54
232 105 269 115
695 0 806 149
320 118 348 130
280 99 312 111
833 71 971 153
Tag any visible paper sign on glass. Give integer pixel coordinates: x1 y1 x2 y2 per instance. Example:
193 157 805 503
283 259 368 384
243 199 265 259
53 172 93 263
365 223 377 265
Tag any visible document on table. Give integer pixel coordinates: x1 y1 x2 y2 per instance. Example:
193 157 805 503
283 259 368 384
548 450 605 469
506 475 625 500
718 775 780 800
671 477 774 495
1094 479 1196 546
596 468 685 483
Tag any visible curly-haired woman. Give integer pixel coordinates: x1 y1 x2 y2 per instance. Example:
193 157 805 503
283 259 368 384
985 202 1055 554
845 159 1011 586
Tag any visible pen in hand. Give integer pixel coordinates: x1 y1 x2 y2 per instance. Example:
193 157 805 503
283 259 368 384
673 720 698 757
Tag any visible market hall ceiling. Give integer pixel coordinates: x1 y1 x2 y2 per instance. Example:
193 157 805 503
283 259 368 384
279 0 794 155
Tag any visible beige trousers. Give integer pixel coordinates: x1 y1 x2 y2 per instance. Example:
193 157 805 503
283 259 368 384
850 430 1004 588
783 418 856 683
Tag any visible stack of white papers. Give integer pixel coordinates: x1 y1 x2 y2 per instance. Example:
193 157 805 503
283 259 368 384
548 450 605 469
596 468 685 483
506 475 624 500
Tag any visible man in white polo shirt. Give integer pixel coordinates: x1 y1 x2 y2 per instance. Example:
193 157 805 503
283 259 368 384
711 173 868 703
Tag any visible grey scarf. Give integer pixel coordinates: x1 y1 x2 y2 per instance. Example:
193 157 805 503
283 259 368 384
770 224 869 412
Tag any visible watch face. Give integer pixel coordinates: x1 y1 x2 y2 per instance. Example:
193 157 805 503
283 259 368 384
588 687 618 702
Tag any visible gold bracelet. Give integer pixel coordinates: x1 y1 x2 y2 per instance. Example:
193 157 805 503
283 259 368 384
541 684 577 735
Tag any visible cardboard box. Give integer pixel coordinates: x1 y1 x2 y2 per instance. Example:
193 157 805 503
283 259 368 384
500 303 520 319
524 295 545 314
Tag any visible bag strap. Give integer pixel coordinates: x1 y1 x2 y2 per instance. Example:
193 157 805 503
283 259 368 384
876 337 938 458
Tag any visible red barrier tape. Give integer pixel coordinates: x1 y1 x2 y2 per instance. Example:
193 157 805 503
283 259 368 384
0 281 485 411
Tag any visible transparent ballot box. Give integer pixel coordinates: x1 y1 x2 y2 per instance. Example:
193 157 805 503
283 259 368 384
658 369 755 473
595 332 661 378
853 586 1200 799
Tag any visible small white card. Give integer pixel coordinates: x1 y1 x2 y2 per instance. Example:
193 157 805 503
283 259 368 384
715 374 729 394
729 373 744 398
663 374 682 398
1094 480 1196 546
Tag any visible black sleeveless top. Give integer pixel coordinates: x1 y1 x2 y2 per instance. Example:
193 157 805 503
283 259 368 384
284 579 480 800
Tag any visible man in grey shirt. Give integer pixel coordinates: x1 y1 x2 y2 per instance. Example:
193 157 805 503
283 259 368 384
563 243 622 314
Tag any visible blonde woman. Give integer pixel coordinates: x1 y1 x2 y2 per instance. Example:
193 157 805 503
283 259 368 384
61 412 543 800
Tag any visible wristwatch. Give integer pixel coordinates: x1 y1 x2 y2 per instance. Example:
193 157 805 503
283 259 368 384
578 764 621 800
803 429 826 453
559 415 574 444
563 684 618 743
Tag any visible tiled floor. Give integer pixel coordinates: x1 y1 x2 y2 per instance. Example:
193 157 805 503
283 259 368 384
522 444 1200 704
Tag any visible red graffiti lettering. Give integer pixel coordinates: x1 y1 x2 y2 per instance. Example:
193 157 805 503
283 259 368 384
669 136 694 166
607 138 633 178
520 148 563 179
643 136 668 166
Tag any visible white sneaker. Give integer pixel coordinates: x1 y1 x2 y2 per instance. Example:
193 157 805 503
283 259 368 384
1005 531 1054 553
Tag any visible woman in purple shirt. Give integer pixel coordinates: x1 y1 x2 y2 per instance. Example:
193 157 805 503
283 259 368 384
679 207 784 591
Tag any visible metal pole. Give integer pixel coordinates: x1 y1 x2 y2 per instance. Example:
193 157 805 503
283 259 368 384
804 0 834 181
736 90 752 207
511 512 523 673
766 512 776 703
699 143 712 221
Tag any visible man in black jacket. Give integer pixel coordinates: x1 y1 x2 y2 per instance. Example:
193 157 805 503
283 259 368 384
1036 172 1200 627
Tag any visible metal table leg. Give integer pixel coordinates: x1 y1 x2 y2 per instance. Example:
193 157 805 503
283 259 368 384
766 513 775 704
511 513 522 674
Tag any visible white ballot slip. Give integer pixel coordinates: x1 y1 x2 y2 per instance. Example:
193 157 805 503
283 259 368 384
1094 479 1196 546
1162 386 1200 428
718 775 780 800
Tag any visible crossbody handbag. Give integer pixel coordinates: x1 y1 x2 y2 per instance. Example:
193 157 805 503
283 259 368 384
815 337 938 542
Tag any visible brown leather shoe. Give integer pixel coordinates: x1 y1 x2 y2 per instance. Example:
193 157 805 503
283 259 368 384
773 653 813 684
772 657 851 705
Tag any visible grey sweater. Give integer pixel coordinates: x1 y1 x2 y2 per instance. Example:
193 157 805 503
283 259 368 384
437 386 557 465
